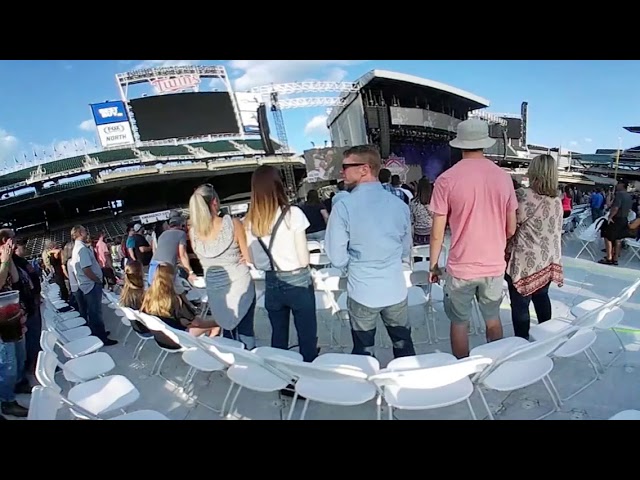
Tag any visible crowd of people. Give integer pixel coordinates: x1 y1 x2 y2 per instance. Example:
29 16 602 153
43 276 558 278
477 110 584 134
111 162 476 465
3 116 627 419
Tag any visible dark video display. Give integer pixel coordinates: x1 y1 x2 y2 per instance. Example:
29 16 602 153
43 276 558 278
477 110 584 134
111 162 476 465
130 92 240 141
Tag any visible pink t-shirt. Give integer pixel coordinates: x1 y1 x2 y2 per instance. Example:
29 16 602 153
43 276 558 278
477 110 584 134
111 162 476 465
430 157 517 280
95 239 110 268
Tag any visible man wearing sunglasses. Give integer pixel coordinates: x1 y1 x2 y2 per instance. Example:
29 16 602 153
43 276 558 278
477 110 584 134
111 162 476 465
325 145 415 359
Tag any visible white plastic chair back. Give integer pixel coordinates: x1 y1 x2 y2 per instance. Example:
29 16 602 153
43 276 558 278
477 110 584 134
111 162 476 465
413 261 430 272
593 307 625 330
35 351 62 393
407 286 427 305
265 355 370 383
119 306 139 322
408 270 429 287
573 278 640 329
613 278 640 306
315 291 336 313
476 327 578 383
135 311 170 333
29 386 63 420
578 217 605 242
40 331 59 356
227 346 293 382
307 241 322 252
318 275 345 292
412 245 430 260
370 356 492 390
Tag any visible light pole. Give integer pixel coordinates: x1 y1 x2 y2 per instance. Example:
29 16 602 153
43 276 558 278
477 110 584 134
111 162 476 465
613 137 622 181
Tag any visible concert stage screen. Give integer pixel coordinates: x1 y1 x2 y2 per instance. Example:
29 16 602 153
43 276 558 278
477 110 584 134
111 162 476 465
389 141 462 182
303 146 347 183
129 92 240 141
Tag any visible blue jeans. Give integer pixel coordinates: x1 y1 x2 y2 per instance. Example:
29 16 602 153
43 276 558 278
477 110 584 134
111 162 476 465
24 306 42 370
505 274 552 340
75 283 108 341
0 339 26 403
347 296 415 358
223 297 256 349
265 268 318 362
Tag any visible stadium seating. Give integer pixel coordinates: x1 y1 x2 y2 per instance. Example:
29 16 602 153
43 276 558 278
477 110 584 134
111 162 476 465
190 141 239 154
139 146 190 157
90 149 137 164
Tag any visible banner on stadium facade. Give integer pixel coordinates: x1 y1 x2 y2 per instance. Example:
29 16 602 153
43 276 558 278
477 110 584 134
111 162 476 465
90 101 129 126
96 121 135 149
138 210 171 225
235 92 261 134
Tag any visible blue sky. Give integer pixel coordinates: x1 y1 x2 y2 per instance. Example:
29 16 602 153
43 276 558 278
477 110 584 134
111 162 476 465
1 59 639 170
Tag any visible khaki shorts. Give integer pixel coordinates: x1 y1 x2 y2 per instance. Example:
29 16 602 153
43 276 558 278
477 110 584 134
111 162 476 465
443 273 503 324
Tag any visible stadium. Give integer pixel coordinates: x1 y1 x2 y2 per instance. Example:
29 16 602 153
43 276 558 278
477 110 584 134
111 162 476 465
1 65 525 258
0 65 307 258
7 63 640 422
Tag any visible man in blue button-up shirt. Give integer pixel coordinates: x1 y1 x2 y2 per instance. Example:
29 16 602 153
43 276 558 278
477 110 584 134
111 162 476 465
325 145 415 358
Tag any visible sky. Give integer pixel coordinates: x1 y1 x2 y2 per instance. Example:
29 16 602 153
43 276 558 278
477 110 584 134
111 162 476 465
1 59 639 170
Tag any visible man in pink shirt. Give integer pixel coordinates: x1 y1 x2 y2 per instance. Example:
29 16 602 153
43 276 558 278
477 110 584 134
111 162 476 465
94 231 116 290
429 119 518 358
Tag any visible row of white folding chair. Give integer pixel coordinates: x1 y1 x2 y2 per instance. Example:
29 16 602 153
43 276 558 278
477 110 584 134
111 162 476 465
515 279 640 402
29 385 169 420
124 314 469 420
541 278 640 370
94 301 589 420
33 342 164 420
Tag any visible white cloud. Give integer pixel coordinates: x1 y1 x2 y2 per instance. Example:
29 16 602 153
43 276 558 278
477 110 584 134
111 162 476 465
78 119 94 132
584 138 593 143
569 140 579 147
304 115 329 137
0 128 19 167
131 60 200 70
228 60 364 91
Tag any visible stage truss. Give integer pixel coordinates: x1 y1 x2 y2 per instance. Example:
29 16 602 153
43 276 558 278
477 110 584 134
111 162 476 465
250 81 359 196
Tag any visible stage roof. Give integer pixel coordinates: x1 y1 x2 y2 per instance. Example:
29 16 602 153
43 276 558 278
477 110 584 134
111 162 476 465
358 70 489 111
624 126 640 134
328 69 490 126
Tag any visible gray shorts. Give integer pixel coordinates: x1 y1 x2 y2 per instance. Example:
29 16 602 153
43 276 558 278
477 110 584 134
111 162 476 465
443 273 503 324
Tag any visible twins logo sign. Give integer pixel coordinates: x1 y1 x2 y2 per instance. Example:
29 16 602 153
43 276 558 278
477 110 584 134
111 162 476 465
90 101 129 126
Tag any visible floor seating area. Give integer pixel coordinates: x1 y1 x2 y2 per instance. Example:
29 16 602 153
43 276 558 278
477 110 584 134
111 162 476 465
28 242 640 421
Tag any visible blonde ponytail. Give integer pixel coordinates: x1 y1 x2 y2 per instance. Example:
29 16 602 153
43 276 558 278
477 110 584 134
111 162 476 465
189 192 213 238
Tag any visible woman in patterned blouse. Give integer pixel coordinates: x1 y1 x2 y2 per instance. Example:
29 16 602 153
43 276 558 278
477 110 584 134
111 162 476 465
409 178 433 246
505 155 564 339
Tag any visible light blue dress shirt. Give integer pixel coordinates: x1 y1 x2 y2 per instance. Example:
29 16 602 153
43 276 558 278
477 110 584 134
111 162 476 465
325 182 411 308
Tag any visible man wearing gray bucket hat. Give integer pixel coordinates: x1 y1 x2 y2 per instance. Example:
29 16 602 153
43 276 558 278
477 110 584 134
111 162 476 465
428 118 518 358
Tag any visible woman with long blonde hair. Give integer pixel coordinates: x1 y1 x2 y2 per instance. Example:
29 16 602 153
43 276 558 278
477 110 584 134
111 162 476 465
141 263 219 339
244 165 318 363
505 154 564 339
188 183 255 348
119 260 151 336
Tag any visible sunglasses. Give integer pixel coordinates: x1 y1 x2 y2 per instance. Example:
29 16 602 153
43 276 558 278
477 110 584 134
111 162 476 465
341 163 366 171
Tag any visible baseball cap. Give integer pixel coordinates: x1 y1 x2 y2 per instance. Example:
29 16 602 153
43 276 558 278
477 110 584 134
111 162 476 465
133 223 143 232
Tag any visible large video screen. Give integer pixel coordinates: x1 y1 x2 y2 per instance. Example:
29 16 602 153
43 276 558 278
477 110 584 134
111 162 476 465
389 141 461 182
303 147 347 183
129 92 240 141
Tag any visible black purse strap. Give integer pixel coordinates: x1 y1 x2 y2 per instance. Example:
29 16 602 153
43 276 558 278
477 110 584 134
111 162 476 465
256 208 288 271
